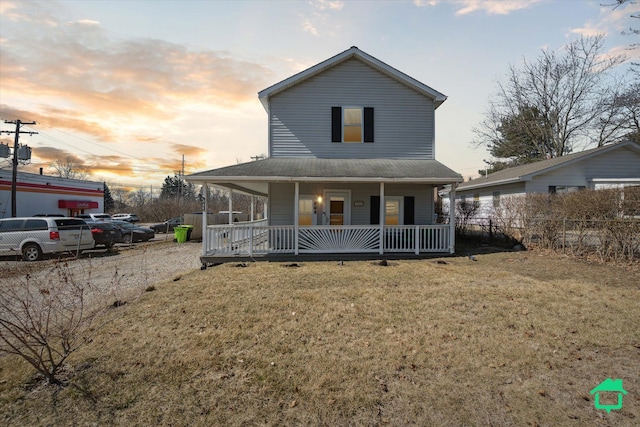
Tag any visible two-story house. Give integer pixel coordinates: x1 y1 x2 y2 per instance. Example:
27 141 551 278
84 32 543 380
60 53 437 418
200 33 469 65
187 47 462 265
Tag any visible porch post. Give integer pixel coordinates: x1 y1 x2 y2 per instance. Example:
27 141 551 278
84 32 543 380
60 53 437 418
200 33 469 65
379 182 385 254
202 183 208 258
250 195 255 222
294 181 300 255
228 189 233 224
449 183 457 254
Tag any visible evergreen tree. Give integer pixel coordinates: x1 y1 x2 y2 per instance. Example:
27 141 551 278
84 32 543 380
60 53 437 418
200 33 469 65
103 182 115 212
160 175 196 200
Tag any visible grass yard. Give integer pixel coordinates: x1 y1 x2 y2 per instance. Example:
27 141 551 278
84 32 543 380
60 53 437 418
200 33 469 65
1 250 639 426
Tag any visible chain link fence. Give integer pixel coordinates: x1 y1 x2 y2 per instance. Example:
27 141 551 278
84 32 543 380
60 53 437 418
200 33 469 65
452 188 640 263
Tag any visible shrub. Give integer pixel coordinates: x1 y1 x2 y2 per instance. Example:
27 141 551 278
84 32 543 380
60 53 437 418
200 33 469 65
0 262 110 385
490 188 639 263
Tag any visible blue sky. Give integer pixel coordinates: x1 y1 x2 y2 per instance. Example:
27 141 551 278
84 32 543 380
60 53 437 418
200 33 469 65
1 0 638 189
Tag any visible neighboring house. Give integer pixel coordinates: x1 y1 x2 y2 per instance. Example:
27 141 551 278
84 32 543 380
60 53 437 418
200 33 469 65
447 140 640 218
0 169 105 218
187 46 462 263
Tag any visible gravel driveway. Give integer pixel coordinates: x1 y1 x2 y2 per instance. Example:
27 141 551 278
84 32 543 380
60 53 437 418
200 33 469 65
1 240 204 301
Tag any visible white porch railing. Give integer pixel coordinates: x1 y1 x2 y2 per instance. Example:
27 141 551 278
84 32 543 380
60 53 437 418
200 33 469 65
204 222 450 256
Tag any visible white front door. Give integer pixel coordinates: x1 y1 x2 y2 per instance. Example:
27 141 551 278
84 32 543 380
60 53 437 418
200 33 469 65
323 190 351 225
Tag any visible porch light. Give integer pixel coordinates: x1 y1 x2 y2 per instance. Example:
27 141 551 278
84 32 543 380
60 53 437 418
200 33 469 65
317 195 323 204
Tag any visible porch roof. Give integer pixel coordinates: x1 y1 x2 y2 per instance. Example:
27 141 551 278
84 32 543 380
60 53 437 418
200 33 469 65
187 158 462 195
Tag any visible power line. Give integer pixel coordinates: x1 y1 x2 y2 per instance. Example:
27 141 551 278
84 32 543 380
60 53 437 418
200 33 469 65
0 110 167 172
1 120 37 217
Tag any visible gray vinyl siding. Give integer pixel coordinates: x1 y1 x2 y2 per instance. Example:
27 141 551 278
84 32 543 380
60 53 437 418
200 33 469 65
268 182 435 226
268 58 436 159
526 146 640 192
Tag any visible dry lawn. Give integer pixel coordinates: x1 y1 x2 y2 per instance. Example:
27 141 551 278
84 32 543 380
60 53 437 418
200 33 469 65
1 250 639 426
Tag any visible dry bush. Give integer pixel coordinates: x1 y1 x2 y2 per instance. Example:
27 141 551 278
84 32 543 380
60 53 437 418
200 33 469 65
455 200 480 236
0 262 111 385
496 188 639 262
511 193 561 249
490 195 528 243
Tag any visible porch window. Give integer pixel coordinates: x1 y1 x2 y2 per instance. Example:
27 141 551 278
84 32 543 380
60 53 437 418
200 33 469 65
385 197 402 225
370 196 414 225
332 107 374 143
298 198 314 226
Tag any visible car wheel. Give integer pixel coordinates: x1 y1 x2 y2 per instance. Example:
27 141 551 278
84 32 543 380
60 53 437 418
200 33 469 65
22 243 43 261
123 234 132 244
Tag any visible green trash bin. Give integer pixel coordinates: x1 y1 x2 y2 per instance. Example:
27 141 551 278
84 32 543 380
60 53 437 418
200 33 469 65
183 225 194 241
174 226 188 243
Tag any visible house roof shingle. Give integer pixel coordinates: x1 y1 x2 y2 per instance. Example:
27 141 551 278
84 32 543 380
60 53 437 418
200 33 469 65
457 141 640 191
187 158 462 183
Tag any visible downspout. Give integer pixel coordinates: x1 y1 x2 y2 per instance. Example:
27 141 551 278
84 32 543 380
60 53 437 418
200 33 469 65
379 182 385 254
449 183 458 254
294 182 299 255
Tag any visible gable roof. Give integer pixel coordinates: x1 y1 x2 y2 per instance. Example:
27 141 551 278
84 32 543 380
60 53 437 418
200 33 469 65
457 141 640 191
258 46 447 112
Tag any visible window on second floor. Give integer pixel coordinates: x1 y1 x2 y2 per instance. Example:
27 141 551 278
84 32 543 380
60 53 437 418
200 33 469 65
343 108 362 142
332 106 374 143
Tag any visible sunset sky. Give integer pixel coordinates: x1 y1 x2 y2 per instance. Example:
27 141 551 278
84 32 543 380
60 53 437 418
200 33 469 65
1 0 638 192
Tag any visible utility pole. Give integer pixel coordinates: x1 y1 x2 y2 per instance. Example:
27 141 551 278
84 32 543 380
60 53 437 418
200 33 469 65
1 120 37 217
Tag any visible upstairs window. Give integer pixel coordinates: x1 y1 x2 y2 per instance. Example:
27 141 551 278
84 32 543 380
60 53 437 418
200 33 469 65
332 106 374 143
343 108 362 142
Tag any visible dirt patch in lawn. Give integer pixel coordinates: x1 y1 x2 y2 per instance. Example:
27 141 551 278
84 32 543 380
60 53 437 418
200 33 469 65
1 249 639 426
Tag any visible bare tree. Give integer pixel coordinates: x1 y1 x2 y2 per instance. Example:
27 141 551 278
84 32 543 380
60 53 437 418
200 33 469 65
109 186 131 211
131 188 151 208
474 35 626 165
0 262 110 385
49 157 91 180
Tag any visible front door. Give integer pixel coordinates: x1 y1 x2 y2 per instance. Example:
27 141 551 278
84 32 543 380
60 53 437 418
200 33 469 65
323 190 350 225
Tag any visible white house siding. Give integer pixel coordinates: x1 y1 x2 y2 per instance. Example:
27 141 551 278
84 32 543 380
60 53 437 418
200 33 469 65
269 182 435 226
525 146 640 193
454 182 525 219
268 58 436 160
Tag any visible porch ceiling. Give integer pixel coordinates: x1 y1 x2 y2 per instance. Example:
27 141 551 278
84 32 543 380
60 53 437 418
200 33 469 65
187 158 463 190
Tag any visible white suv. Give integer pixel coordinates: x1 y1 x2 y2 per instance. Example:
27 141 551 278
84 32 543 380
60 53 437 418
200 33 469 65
0 217 95 261
111 213 139 223
76 213 112 221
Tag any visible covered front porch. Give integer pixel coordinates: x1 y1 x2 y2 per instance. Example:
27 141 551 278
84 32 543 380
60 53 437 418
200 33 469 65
203 221 451 257
187 158 462 265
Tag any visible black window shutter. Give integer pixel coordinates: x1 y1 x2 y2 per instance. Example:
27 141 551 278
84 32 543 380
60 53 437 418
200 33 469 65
370 196 380 225
331 107 342 142
404 196 415 225
364 107 374 142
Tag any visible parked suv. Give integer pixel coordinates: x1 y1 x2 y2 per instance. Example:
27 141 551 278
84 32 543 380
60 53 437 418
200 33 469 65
0 217 95 261
111 213 140 223
76 213 111 221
